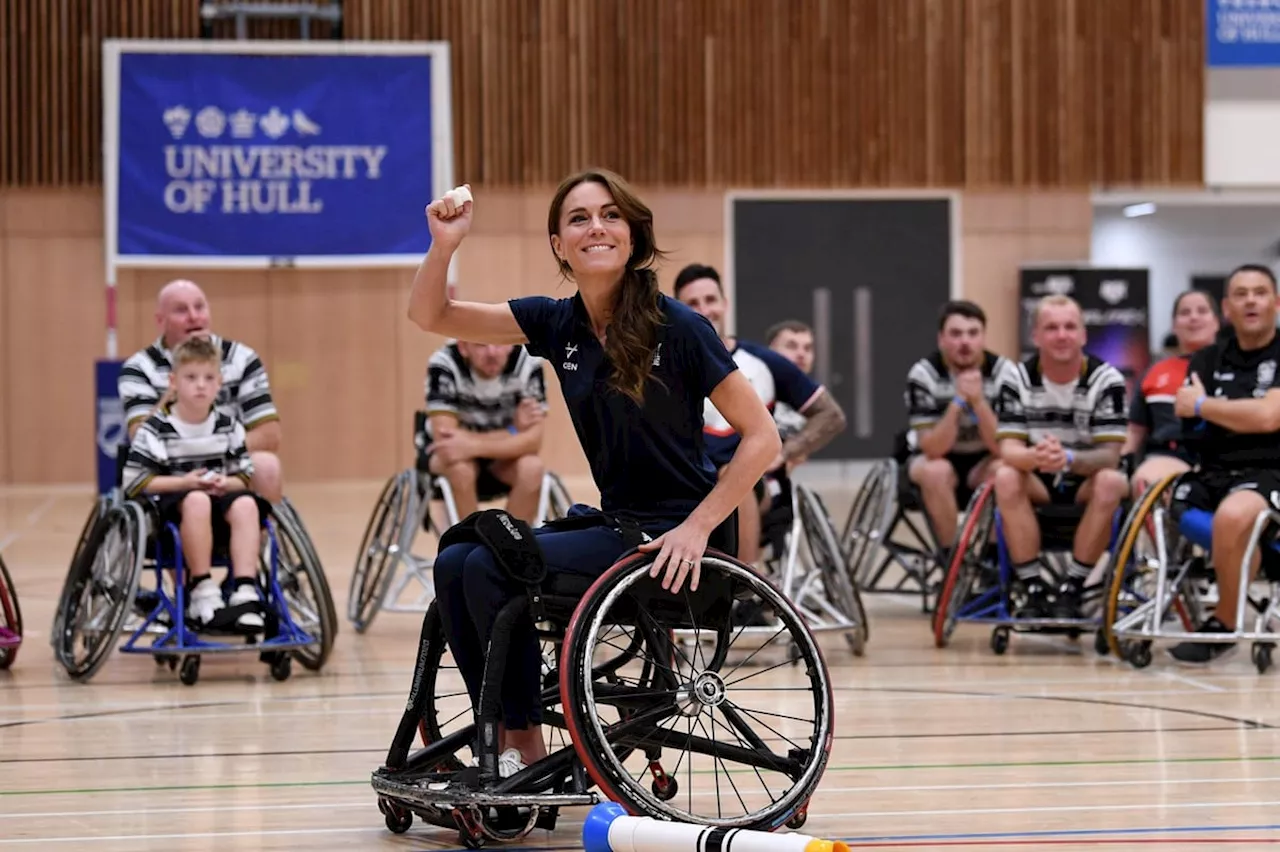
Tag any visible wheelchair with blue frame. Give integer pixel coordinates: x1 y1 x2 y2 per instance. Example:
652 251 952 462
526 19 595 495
841 431 948 614
1102 471 1280 673
348 411 575 634
0 553 22 669
756 472 868 656
369 512 834 847
51 446 335 684
931 475 1127 655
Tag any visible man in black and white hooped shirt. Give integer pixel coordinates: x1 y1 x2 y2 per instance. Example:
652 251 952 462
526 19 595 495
118 279 285 502
994 294 1130 620
422 339 548 522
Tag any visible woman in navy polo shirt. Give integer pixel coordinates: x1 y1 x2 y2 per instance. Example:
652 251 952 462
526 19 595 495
406 169 780 776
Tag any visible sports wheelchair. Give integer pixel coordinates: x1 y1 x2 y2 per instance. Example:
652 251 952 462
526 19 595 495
757 474 868 656
348 411 574 633
842 433 948 613
370 524 835 848
931 480 1125 655
50 447 336 685
1102 472 1280 674
0 554 22 669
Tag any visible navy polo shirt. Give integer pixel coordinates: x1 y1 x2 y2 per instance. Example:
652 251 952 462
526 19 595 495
508 292 737 527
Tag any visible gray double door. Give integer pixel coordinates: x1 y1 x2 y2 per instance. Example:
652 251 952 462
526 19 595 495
730 197 952 461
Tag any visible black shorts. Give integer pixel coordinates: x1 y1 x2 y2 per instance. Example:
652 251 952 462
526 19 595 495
1172 468 1280 515
419 450 511 502
154 490 270 554
1142 442 1196 466
908 452 989 505
1033 472 1088 506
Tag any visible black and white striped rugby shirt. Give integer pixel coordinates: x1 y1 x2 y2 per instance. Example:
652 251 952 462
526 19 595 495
904 350 1013 456
118 335 278 431
122 406 253 498
424 343 547 441
996 353 1128 450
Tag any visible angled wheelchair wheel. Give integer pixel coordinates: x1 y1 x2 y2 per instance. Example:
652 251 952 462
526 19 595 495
561 551 833 829
544 471 574 522
0 555 23 669
932 484 996 648
53 501 146 682
349 471 415 634
52 495 113 648
797 484 869 653
843 459 897 589
1103 473 1199 661
272 501 338 671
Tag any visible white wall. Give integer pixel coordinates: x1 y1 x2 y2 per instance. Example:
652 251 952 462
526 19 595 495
1091 204 1280 349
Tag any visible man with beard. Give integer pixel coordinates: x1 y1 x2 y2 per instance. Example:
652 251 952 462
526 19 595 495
904 300 1013 552
1170 264 1280 664
994 294 1130 620
673 264 847 567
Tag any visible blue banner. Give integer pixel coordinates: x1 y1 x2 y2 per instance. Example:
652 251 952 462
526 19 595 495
110 46 449 261
95 360 125 496
1207 0 1280 66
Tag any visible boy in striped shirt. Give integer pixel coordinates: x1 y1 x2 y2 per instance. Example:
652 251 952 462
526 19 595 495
123 337 270 631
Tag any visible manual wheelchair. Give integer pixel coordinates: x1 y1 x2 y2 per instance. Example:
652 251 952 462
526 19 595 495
757 473 868 655
842 434 955 614
50 448 335 685
1102 472 1280 674
371 541 835 847
932 480 1125 655
0 553 22 669
348 411 574 633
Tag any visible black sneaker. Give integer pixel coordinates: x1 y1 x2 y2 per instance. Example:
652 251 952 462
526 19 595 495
1054 577 1085 620
1169 617 1236 665
1015 578 1052 619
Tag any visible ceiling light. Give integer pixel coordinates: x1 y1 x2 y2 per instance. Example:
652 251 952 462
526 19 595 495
1123 203 1156 218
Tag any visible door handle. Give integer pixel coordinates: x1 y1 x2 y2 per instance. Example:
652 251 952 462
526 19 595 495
854 286 872 439
812 287 831 389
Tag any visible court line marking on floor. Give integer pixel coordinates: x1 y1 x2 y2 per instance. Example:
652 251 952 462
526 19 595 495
1162 670 1228 693
9 774 1280 821
0 826 394 844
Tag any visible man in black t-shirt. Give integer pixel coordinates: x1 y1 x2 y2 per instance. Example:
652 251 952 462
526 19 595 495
1171 264 1280 664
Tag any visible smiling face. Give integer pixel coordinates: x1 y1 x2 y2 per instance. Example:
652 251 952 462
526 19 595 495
1170 291 1219 354
549 180 633 281
1224 269 1278 339
676 278 727 337
1033 300 1086 367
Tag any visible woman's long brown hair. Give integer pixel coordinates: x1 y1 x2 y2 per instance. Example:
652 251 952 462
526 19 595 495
548 168 666 404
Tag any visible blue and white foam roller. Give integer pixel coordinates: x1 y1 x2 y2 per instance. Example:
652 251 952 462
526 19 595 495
582 803 849 852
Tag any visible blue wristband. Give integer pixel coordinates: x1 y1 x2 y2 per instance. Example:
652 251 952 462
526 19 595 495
1064 449 1074 472
1194 396 1205 418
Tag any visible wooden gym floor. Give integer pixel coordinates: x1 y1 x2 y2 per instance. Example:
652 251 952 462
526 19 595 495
4 477 1280 851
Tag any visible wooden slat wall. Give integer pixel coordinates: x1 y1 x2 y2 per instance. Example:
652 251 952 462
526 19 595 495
0 0 1203 189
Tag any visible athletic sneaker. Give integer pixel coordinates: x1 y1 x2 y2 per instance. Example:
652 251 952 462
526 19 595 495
1169 617 1236 665
187 576 225 625
1014 578 1052 619
470 748 528 778
227 582 265 630
1053 577 1085 620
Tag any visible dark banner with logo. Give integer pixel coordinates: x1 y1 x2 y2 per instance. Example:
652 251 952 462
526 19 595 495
1019 266 1151 393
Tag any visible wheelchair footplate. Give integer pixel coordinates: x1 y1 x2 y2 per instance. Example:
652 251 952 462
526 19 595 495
372 765 599 845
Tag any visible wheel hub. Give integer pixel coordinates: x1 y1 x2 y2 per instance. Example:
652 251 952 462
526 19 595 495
692 671 726 707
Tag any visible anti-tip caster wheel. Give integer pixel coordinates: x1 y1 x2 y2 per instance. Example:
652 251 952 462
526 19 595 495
1253 643 1273 674
269 654 292 682
378 798 412 834
179 655 201 686
785 804 809 830
1125 641 1153 670
1094 629 1110 656
990 627 1010 656
651 774 679 801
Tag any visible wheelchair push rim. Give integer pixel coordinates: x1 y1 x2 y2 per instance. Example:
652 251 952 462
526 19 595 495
349 470 415 633
561 550 834 830
932 483 996 648
272 499 339 671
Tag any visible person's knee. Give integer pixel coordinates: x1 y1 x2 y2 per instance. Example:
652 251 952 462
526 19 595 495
992 463 1027 503
1087 469 1129 508
182 490 212 518
225 494 260 527
250 451 283 499
1214 490 1269 537
911 458 957 492
442 459 479 492
433 542 476 590
511 454 544 489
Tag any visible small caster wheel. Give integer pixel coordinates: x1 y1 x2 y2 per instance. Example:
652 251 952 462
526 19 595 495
990 627 1009 656
460 830 486 849
270 655 292 682
785 806 808 830
1253 643 1273 674
384 808 412 834
179 655 200 685
651 774 679 801
1126 641 1153 670
1094 629 1110 657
